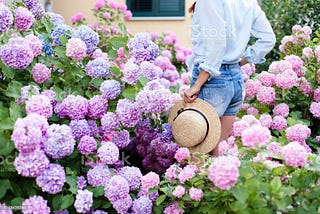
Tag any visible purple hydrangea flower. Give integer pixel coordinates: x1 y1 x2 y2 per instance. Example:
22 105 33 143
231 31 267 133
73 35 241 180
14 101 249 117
54 95 88 120
30 3 45 19
77 176 87 190
112 195 132 214
0 37 34 69
73 25 99 54
91 48 108 60
0 203 13 214
25 95 53 119
31 63 51 84
132 196 152 214
137 188 159 202
100 80 121 100
15 7 34 31
85 58 110 78
87 165 111 187
23 0 37 9
116 99 141 128
17 85 40 105
51 24 74 46
87 95 108 119
93 211 108 214
74 190 93 213
41 89 57 106
53 210 69 214
112 130 130 149
78 135 97 155
118 166 142 190
127 32 159 64
46 12 65 26
11 113 49 154
69 119 91 140
97 141 119 164
14 149 49 177
22 196 50 214
87 120 99 137
140 61 161 80
104 175 130 201
122 60 141 85
0 4 13 33
36 163 66 194
66 37 87 61
101 112 119 132
43 124 75 159
25 34 43 57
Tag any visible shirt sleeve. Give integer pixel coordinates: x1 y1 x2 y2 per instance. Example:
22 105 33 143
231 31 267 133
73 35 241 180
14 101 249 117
194 0 226 80
243 1 276 64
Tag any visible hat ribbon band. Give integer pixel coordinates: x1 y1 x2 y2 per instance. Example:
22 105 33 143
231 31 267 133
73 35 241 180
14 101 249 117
173 108 210 142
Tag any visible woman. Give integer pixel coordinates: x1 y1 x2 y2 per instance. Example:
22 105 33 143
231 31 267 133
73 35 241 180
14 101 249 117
184 0 276 156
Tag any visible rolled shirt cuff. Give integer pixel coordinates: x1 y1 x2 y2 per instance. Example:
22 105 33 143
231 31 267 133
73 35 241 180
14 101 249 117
243 47 266 64
198 62 221 81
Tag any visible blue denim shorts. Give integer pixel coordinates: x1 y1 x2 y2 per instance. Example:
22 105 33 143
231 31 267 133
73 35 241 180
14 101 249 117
191 63 245 117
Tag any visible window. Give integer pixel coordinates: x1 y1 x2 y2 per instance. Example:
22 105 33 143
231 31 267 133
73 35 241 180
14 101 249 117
126 0 185 19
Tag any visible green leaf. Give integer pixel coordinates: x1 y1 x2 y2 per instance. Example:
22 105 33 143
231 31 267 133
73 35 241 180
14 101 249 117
109 66 122 77
66 176 78 194
231 186 248 204
9 102 23 122
108 36 128 49
92 186 104 197
230 201 248 211
178 200 184 210
0 62 16 79
5 81 22 98
0 118 14 130
0 132 14 155
90 78 104 88
138 76 148 87
118 22 127 36
0 179 11 200
59 36 68 46
0 103 9 120
270 176 281 193
156 194 166 205
52 194 62 210
11 197 24 206
61 194 74 210
121 85 138 100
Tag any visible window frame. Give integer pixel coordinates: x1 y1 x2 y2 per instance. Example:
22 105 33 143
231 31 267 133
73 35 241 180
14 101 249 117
126 0 185 20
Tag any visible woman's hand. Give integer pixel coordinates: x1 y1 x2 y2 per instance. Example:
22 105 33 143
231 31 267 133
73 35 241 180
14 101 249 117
184 84 201 104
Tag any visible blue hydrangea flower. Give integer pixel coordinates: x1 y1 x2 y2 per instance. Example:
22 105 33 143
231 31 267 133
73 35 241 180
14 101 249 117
0 4 13 33
51 24 74 46
73 25 99 54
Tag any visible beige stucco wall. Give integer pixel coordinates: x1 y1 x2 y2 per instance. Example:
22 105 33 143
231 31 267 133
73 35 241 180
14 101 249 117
51 0 193 47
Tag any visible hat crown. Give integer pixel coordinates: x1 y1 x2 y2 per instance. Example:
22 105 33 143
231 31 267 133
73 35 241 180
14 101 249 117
172 109 208 147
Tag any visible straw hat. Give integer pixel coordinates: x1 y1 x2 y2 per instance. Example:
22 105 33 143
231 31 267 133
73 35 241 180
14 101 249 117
168 98 221 154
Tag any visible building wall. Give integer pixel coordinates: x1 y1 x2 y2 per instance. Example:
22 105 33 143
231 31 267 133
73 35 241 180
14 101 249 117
51 0 194 47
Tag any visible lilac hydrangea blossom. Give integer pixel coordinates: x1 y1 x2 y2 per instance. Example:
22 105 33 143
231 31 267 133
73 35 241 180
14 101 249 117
118 166 142 190
43 124 75 159
104 175 130 202
31 63 51 84
30 3 45 19
15 7 34 31
112 130 130 149
0 203 13 214
100 80 121 100
122 60 141 85
23 0 37 9
97 141 119 164
51 24 74 46
25 34 43 57
78 135 97 155
73 25 99 54
87 165 111 187
74 190 93 213
132 196 152 214
25 95 52 119
100 112 119 132
69 119 91 140
22 196 50 214
54 95 88 120
127 32 159 64
87 95 108 119
77 176 87 190
36 163 66 194
0 4 13 33
116 99 141 128
85 58 110 78
14 149 49 177
0 37 34 69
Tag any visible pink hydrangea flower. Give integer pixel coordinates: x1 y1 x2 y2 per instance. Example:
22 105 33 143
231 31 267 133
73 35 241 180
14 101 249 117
247 107 259 115
272 116 287 131
244 79 261 98
70 12 83 23
310 102 320 118
178 164 198 183
22 195 50 214
66 38 87 61
259 114 273 128
256 86 275 104
164 202 184 214
269 60 292 74
141 172 160 190
281 142 308 167
314 88 320 102
297 77 312 95
232 120 250 137
258 71 275 87
284 55 304 76
267 141 282 154
25 95 53 119
172 185 185 198
302 47 314 59
241 125 271 148
286 124 311 143
165 164 180 181
273 103 289 118
275 69 297 89
189 187 203 201
97 141 119 165
94 0 105 9
31 63 51 84
174 147 190 162
208 156 240 190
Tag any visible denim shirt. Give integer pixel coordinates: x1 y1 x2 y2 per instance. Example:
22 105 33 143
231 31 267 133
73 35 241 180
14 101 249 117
187 0 276 80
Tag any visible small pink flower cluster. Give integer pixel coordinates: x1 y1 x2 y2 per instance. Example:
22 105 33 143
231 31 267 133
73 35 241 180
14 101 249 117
281 142 309 167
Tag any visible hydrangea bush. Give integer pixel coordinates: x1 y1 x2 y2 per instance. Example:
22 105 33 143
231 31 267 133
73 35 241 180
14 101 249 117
1 0 320 214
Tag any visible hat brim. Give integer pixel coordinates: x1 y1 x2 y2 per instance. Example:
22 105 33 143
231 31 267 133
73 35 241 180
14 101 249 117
168 98 221 154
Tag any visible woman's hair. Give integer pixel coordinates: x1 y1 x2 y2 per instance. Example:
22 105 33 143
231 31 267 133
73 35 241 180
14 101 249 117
188 1 196 13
